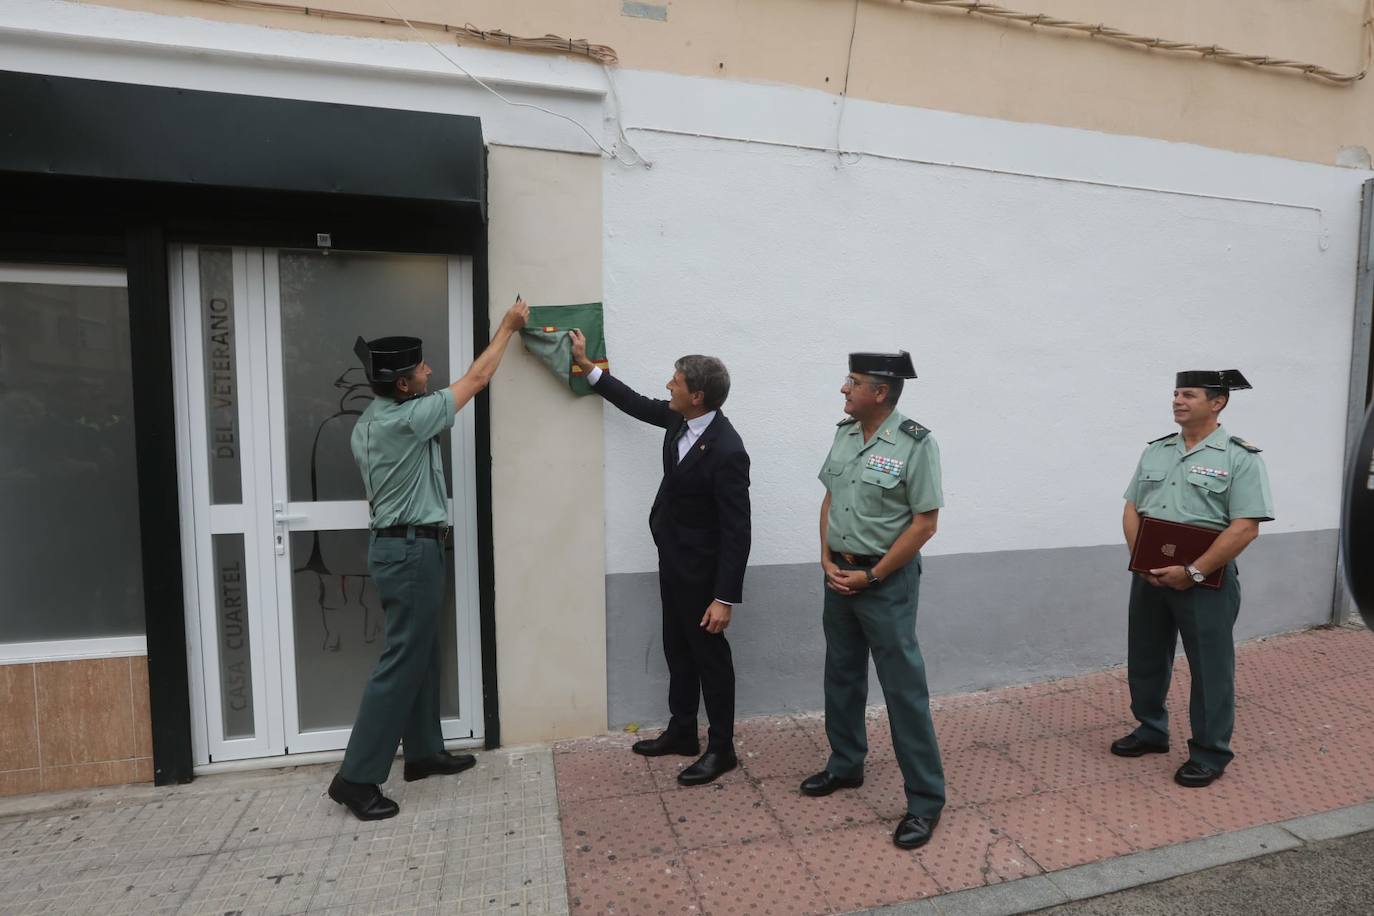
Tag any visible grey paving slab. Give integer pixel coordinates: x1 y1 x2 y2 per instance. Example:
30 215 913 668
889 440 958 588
0 746 564 915
927 875 1070 915
1280 799 1374 842
1044 824 1302 901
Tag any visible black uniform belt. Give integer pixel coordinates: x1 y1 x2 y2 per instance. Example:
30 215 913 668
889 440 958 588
831 550 881 567
374 524 449 541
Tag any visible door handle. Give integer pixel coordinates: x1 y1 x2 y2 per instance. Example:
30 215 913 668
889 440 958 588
273 502 306 555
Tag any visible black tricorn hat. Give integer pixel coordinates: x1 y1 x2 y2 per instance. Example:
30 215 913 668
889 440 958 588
1175 369 1251 391
354 335 423 383
849 351 917 379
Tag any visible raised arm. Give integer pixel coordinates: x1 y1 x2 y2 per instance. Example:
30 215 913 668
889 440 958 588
449 297 529 412
570 328 675 428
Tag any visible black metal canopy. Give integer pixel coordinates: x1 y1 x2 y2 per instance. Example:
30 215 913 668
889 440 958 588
0 70 485 215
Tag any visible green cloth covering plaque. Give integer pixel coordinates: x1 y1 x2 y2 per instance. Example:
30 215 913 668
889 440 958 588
520 302 608 396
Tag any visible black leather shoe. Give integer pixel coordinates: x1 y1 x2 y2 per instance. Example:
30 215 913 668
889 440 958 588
799 770 864 797
403 751 477 782
892 813 940 850
1110 734 1170 758
1174 761 1223 788
676 750 738 786
632 731 700 757
327 774 399 821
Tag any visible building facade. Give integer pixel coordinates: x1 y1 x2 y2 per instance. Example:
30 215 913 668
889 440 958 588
2 0 1371 795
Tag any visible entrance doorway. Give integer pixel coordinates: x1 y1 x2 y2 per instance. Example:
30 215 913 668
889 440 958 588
170 246 482 763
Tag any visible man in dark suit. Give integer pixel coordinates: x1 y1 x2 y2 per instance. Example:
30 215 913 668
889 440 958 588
570 330 751 785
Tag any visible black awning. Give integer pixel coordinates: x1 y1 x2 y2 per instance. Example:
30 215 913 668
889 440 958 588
0 70 485 215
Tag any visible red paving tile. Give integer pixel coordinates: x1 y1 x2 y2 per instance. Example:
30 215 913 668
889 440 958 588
683 839 831 916
791 823 942 911
943 745 1041 808
979 791 1135 871
561 794 678 868
1070 776 1219 850
756 776 879 835
933 699 1046 750
555 746 657 803
553 627 1374 915
564 852 699 916
912 806 1041 893
1005 735 1125 791
734 723 825 781
662 781 783 850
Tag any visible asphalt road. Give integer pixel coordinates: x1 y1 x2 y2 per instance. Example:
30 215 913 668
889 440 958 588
1035 829 1374 915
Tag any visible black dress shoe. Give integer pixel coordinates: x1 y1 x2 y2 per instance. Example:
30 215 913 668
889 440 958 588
799 770 864 797
632 732 700 757
677 750 738 786
893 813 940 850
403 751 477 782
1110 734 1170 758
327 774 399 821
1174 761 1223 788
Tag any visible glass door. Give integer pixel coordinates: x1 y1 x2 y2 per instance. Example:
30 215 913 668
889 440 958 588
172 246 482 764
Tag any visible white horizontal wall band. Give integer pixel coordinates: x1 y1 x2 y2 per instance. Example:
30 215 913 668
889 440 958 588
0 637 148 666
0 264 127 286
3 0 609 155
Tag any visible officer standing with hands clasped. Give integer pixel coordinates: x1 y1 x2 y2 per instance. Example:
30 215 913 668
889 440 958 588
801 351 946 850
1114 369 1273 788
327 296 529 821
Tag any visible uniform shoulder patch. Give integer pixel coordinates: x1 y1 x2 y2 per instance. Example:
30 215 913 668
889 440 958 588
836 417 858 427
899 418 930 440
1147 432 1178 444
1230 435 1262 453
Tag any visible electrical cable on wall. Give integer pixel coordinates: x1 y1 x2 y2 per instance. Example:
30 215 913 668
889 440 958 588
889 0 1373 85
379 0 650 168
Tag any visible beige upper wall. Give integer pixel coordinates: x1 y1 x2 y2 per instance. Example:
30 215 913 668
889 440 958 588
486 146 606 743
85 0 1372 165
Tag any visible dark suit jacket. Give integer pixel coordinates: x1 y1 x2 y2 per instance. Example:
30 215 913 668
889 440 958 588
592 372 751 604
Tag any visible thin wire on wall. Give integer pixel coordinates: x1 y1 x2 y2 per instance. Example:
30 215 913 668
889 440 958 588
378 0 650 167
891 0 1373 85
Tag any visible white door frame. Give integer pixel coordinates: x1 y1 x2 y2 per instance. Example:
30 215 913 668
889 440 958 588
172 245 484 765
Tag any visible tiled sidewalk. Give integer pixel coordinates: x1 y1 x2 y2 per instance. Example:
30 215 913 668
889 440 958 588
555 625 1374 915
0 747 566 915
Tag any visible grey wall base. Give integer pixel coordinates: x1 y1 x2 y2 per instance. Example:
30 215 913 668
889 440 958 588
604 529 1337 729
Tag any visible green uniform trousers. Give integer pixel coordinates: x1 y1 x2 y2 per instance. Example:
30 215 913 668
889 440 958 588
339 530 447 784
823 556 945 818
1127 562 1241 772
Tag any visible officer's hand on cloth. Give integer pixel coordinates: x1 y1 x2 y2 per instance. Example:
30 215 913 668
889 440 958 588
1148 565 1193 590
700 600 732 634
501 296 530 332
569 329 596 374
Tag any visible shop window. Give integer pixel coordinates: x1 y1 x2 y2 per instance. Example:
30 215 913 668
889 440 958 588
0 266 146 652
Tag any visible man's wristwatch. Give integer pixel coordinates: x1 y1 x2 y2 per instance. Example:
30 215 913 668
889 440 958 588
865 570 882 587
1185 564 1207 584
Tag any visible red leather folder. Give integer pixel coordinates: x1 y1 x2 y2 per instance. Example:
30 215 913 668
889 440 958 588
1128 517 1223 589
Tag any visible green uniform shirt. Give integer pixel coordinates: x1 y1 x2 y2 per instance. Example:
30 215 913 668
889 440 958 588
819 409 944 556
1122 424 1274 530
351 388 455 529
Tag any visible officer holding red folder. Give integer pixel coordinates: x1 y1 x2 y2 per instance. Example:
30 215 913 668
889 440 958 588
1115 370 1274 788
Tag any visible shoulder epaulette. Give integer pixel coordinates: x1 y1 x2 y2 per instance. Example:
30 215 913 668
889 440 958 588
1147 432 1178 444
836 417 858 427
1231 436 1262 453
899 418 930 440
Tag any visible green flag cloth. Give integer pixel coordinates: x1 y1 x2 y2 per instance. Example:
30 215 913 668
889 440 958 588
520 303 609 396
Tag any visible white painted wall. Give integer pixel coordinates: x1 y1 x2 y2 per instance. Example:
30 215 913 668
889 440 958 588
602 71 1371 574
